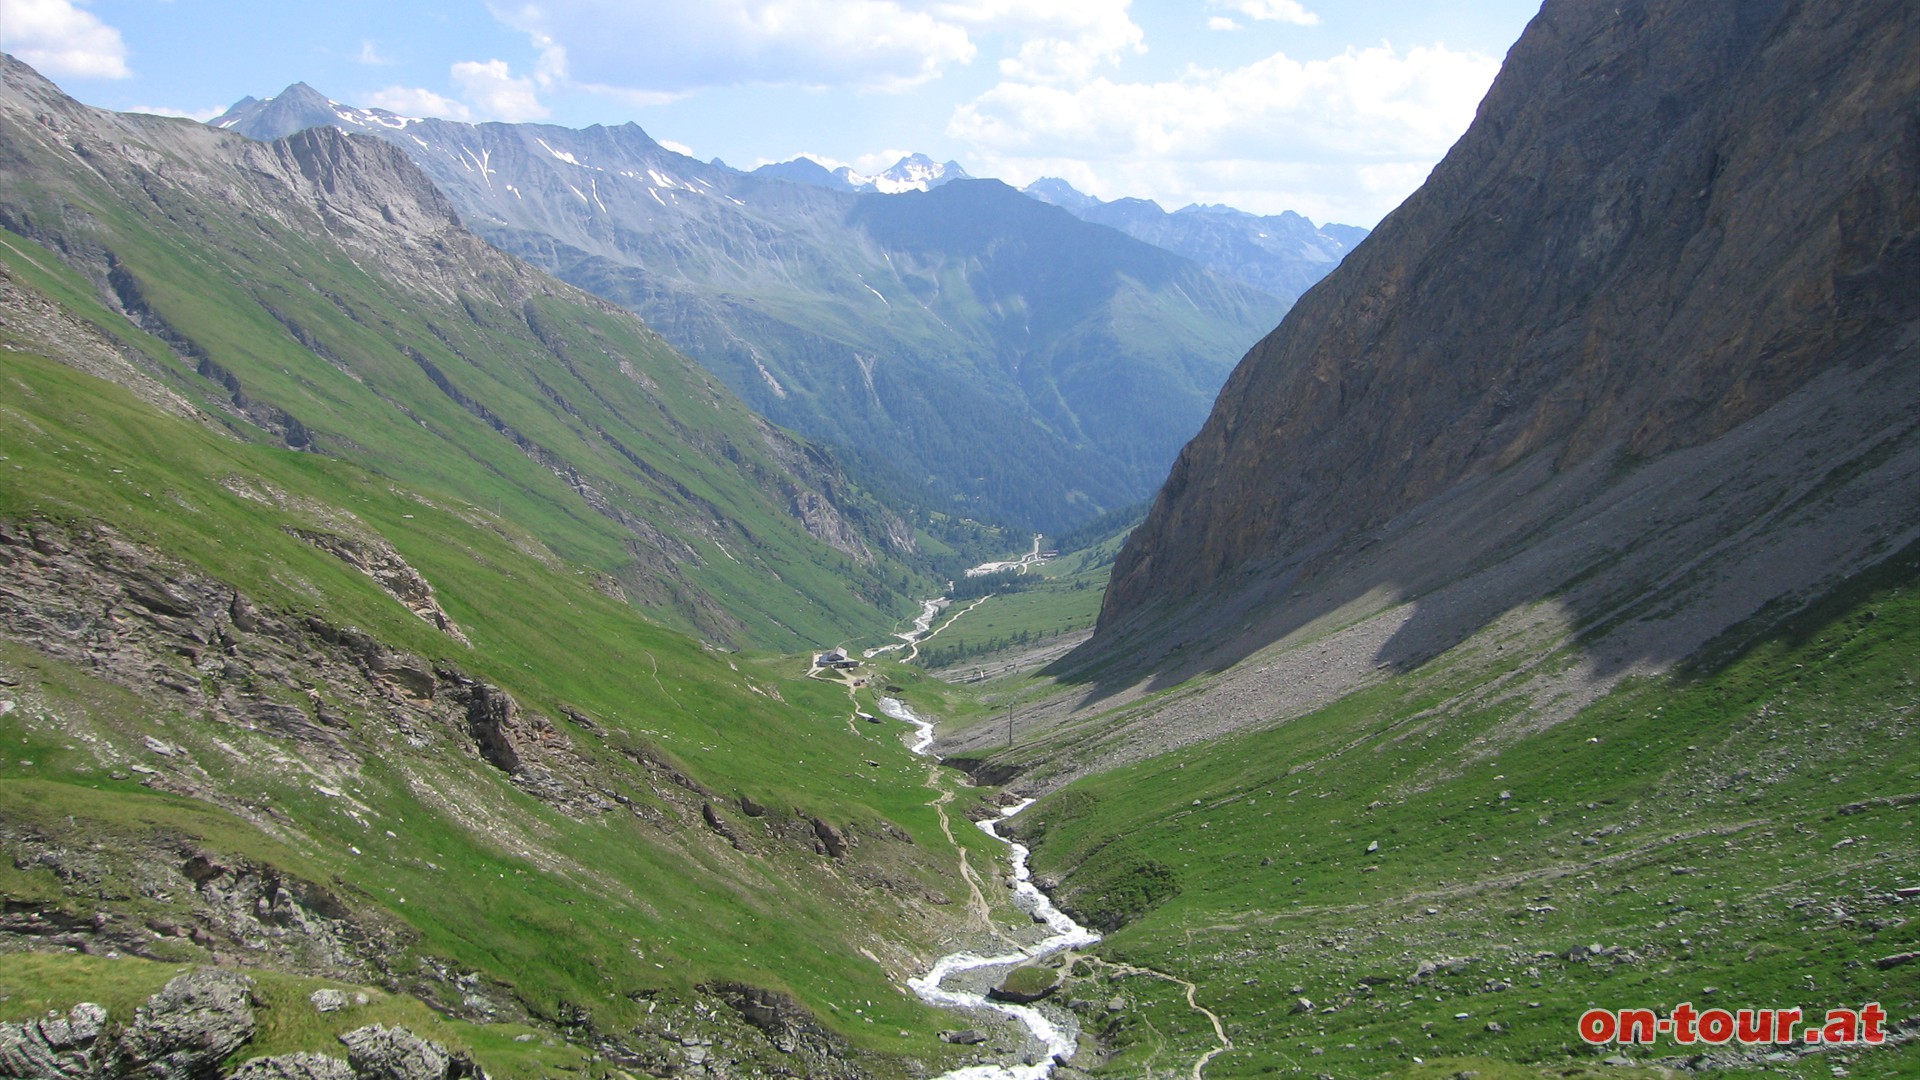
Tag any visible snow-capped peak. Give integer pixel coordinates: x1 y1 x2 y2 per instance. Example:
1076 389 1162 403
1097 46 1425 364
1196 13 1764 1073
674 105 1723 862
865 153 969 194
753 153 969 195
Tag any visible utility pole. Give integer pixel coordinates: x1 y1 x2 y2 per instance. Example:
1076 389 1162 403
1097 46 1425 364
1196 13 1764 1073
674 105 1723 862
1006 703 1014 747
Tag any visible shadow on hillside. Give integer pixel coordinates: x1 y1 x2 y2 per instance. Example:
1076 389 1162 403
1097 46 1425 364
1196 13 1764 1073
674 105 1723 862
1036 345 1920 725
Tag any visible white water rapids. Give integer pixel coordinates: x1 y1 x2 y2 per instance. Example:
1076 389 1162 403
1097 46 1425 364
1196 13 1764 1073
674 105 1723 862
878 697 1102 1079
864 598 948 659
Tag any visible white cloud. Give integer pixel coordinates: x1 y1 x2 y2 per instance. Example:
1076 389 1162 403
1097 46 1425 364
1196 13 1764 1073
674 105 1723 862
489 1 976 94
937 0 1142 82
366 85 474 122
950 43 1500 225
573 84 693 110
1206 17 1240 32
657 138 695 157
482 0 1146 95
357 40 395 66
452 58 550 122
852 148 916 174
0 0 131 79
1218 0 1320 26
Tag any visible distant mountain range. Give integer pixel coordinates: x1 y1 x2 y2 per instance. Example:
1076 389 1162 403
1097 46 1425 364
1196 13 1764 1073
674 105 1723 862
751 152 969 194
1022 178 1367 306
209 86 1320 533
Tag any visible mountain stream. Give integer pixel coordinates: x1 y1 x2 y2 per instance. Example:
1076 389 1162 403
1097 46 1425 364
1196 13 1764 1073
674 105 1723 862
878 697 1101 1079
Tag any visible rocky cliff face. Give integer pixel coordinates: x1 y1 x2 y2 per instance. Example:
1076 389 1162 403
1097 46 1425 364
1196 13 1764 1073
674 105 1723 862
1099 0 1920 644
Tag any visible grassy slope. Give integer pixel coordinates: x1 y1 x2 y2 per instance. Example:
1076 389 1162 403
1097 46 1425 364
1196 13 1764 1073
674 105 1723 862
0 246 1007 1075
915 574 1107 672
0 97 922 653
1013 543 1920 1077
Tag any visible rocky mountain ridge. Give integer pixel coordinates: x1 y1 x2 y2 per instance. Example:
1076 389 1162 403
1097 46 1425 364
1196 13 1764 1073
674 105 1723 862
209 84 1289 532
1022 176 1368 305
1095 0 1920 670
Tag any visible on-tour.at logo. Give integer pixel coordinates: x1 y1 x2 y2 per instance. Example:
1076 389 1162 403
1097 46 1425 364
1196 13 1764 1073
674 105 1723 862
1579 1002 1887 1046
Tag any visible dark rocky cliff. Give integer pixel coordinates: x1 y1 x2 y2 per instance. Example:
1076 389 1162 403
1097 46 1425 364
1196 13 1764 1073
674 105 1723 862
1098 0 1920 641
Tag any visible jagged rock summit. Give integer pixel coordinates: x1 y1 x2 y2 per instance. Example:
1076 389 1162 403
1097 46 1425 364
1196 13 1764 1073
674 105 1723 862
1094 0 1920 675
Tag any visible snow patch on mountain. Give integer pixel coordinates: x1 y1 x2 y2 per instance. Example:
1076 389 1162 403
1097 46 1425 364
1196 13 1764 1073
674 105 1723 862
753 152 970 195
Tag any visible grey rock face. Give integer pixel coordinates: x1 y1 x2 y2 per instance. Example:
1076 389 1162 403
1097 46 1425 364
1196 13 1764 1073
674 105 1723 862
338 1027 444 1080
337 1026 482 1080
225 1053 353 1080
1101 0 1920 637
0 1002 110 1079
809 817 849 859
118 970 256 1080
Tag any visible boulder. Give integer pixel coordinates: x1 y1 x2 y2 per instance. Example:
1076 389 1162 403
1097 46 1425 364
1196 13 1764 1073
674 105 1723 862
119 969 257 1080
810 817 848 858
0 1002 109 1079
939 1030 986 1045
338 1025 484 1080
226 1052 354 1080
987 964 1059 1004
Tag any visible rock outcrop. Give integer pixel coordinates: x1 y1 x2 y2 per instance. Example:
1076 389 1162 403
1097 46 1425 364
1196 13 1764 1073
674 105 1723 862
285 528 468 644
0 518 604 815
1097 0 1920 654
117 969 257 1080
0 1003 110 1079
0 975 495 1080
337 1025 482 1080
227 1053 355 1080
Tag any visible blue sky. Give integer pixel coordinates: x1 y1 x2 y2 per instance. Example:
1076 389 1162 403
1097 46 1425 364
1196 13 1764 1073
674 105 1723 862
4 0 1543 226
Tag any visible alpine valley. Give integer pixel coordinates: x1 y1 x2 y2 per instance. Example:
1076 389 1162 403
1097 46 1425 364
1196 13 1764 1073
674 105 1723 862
209 88 1344 535
3 0 1920 1078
